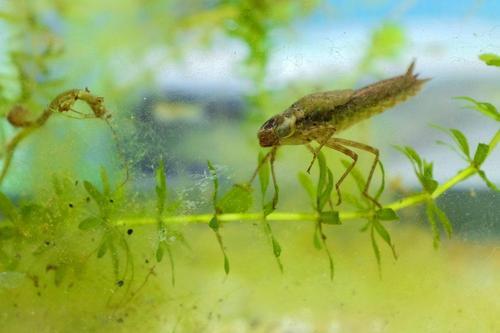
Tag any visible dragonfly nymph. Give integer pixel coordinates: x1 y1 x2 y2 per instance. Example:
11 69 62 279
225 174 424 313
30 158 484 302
257 61 429 207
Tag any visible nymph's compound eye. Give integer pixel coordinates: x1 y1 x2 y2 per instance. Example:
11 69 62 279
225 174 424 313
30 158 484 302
261 117 277 130
276 115 296 138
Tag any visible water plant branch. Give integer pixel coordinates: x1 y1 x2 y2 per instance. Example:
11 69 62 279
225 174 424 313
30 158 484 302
0 89 109 186
116 129 499 228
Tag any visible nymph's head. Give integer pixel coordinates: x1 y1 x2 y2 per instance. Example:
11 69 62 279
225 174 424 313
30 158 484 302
257 113 299 147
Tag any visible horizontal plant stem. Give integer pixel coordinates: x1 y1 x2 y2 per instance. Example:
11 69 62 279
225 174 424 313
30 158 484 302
431 166 475 199
113 166 468 227
116 129 499 228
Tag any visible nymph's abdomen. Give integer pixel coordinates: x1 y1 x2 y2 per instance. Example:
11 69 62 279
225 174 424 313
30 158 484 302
330 61 429 131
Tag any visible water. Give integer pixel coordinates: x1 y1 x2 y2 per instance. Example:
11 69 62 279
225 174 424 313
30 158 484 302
0 1 499 332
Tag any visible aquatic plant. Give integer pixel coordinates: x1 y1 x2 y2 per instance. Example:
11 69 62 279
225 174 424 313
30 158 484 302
0 6 499 333
1 57 498 285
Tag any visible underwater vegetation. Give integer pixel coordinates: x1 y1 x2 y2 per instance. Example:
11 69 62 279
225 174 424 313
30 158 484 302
1 62 498 284
0 1 500 332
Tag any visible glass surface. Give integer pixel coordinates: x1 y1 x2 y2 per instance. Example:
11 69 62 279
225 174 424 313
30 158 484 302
0 1 499 332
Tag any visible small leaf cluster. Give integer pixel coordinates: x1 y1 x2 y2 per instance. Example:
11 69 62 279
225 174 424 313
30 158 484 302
395 146 438 193
78 168 133 284
1 171 120 287
395 145 453 248
155 158 185 286
433 123 497 191
455 96 500 122
368 209 398 275
207 161 231 274
298 152 340 279
395 88 499 248
337 159 398 273
257 151 282 271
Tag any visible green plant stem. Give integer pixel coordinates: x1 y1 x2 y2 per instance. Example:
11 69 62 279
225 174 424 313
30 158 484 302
117 129 499 228
0 123 46 185
0 89 112 186
111 175 454 225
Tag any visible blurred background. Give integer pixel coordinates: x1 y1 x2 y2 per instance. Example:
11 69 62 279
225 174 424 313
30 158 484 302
0 0 499 332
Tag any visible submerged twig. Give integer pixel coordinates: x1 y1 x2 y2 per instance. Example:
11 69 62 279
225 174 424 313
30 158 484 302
0 88 124 186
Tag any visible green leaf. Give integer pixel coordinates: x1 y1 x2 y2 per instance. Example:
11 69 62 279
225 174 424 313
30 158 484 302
477 170 499 192
421 161 438 193
373 220 390 244
326 248 334 281
375 208 399 221
223 254 230 274
435 139 463 157
258 152 270 196
343 192 366 210
449 129 470 159
316 152 327 206
83 181 106 207
156 244 164 262
217 183 253 213
396 146 438 193
370 226 381 273
422 160 434 180
341 159 366 193
97 237 109 258
373 220 397 259
425 203 440 249
315 152 334 211
270 159 280 210
432 203 453 238
404 146 422 168
318 169 334 211
78 217 102 230
207 160 219 194
319 211 341 225
479 53 500 67
165 244 176 286
206 160 231 275
455 96 500 121
207 160 220 213
297 172 315 202
359 220 370 232
271 237 281 257
394 145 422 174
431 125 470 160
374 160 386 201
313 227 322 250
0 192 18 222
422 178 438 194
263 201 274 217
261 219 283 272
0 227 15 240
208 216 219 231
210 217 229 274
473 143 489 166
155 158 167 216
492 130 500 150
